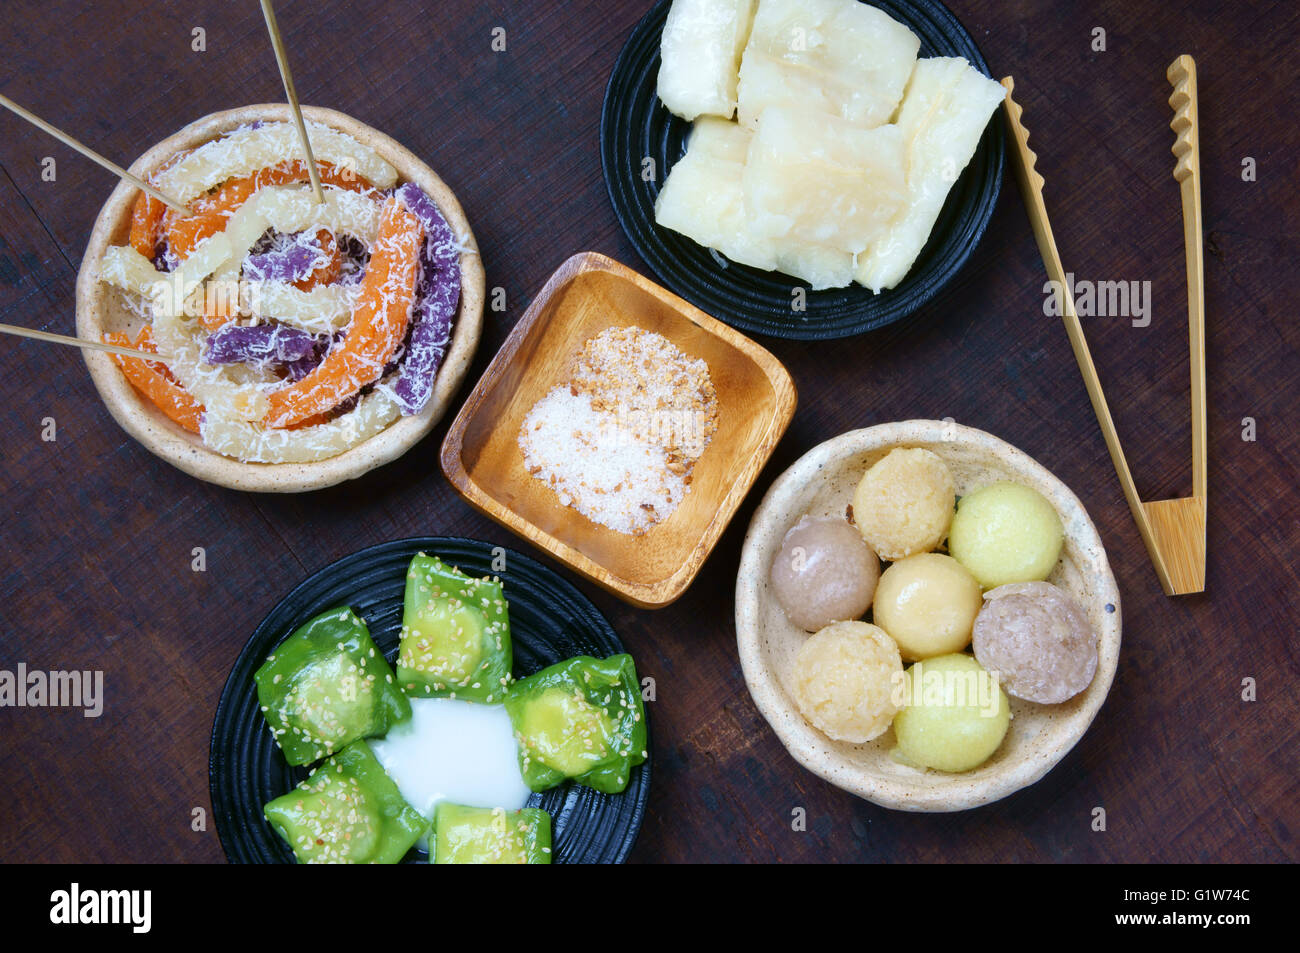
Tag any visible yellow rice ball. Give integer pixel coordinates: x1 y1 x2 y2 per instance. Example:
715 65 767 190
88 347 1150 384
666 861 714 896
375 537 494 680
851 448 955 560
791 621 902 743
873 554 982 660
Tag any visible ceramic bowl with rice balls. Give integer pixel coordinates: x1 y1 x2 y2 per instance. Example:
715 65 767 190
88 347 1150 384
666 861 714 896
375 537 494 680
735 420 1121 812
76 104 485 492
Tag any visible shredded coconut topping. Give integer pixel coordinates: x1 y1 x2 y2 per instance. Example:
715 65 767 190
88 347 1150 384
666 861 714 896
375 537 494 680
518 326 717 535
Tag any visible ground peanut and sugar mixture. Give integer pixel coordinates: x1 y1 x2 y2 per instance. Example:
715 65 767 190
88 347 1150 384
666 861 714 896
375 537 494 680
519 325 718 535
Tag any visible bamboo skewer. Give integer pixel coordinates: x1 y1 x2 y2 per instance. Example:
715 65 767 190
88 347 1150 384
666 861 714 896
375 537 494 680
259 0 325 204
0 323 157 362
0 93 188 213
1001 73 1207 596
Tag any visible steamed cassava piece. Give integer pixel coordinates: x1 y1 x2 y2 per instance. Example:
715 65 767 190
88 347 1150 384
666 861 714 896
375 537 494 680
657 0 756 121
653 0 1006 291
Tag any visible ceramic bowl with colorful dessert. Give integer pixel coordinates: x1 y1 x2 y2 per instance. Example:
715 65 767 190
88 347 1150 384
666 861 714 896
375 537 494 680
735 420 1121 811
442 252 796 608
76 104 484 492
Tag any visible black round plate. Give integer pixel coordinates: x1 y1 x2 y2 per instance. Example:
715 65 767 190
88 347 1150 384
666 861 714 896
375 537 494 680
210 537 651 864
601 0 1005 340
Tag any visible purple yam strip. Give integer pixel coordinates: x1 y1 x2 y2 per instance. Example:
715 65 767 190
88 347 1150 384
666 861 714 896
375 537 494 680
283 342 326 382
243 237 320 283
152 245 178 273
392 182 461 415
336 235 370 286
205 323 320 366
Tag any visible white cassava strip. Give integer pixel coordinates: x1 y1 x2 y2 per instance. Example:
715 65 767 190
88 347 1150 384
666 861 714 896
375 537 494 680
153 121 396 204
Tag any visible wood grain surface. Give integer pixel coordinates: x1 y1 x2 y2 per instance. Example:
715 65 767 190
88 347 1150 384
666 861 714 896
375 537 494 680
0 0 1295 864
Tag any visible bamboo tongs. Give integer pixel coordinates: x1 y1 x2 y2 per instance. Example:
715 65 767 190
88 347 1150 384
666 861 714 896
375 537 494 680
1000 58 1207 596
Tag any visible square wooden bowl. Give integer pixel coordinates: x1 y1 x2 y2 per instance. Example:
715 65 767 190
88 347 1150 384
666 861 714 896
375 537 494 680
441 252 797 607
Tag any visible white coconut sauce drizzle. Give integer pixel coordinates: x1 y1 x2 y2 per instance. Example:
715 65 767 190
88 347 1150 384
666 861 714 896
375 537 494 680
369 696 531 854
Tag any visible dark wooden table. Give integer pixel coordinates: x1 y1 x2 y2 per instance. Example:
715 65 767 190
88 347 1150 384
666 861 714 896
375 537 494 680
1 0 1295 864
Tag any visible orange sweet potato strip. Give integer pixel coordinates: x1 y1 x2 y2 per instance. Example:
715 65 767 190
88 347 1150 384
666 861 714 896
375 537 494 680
287 411 334 430
262 198 423 429
133 325 189 387
294 229 342 291
127 149 195 258
168 161 374 260
105 329 204 434
129 193 166 259
167 179 256 259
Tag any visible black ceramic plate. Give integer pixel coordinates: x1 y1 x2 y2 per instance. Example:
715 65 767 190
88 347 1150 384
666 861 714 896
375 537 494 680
601 0 1005 340
209 537 651 864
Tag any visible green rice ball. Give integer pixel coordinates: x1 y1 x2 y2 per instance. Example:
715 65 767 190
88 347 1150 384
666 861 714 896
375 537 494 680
892 654 1010 773
948 482 1064 588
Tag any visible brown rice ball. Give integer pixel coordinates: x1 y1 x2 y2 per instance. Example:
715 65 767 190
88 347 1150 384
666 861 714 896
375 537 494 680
770 516 880 632
972 582 1098 703
851 448 956 560
791 621 902 743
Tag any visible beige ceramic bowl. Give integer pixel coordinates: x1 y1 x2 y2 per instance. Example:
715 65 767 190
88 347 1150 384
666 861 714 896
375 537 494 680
735 420 1121 811
75 104 484 492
